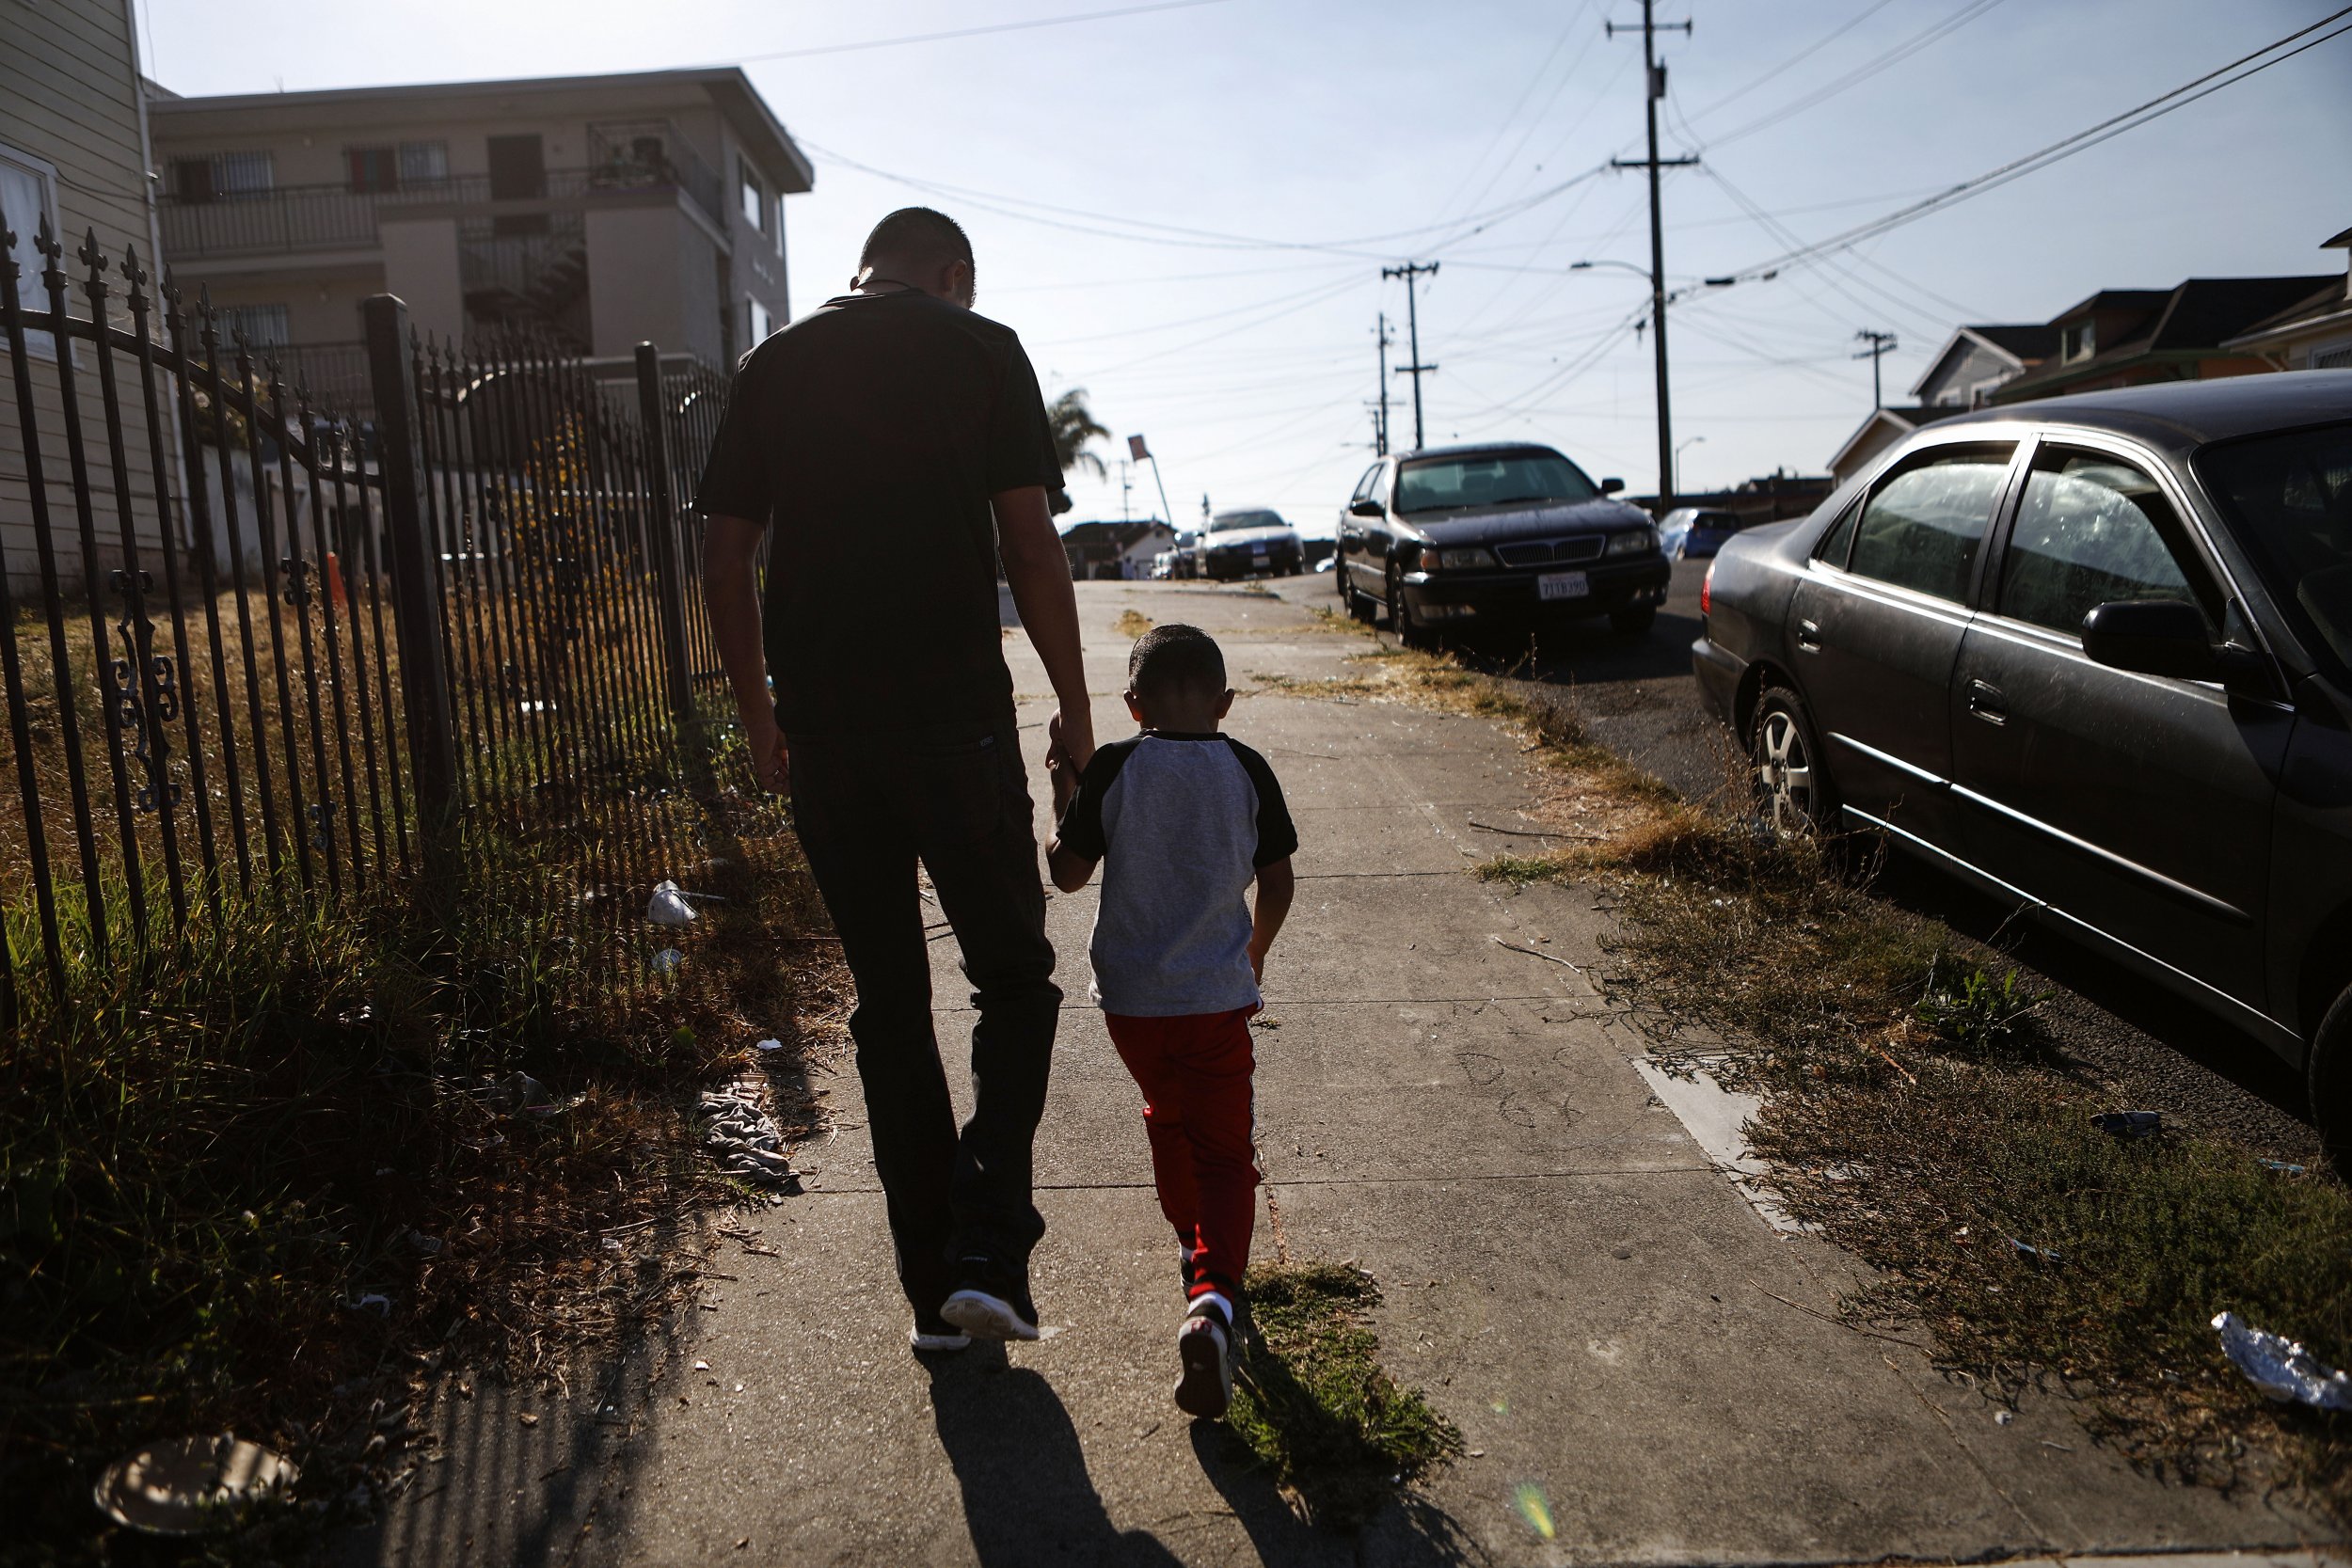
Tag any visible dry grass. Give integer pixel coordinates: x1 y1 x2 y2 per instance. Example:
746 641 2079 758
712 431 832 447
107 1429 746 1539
1 724 844 1562
1266 641 2352 1517
1113 608 1155 640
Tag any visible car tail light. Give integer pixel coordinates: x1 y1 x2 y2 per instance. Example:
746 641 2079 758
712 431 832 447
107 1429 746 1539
1701 562 1713 617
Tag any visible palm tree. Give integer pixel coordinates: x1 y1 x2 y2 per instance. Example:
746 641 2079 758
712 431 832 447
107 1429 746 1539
1048 388 1111 481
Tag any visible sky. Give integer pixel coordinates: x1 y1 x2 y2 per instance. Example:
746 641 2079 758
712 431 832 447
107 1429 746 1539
139 0 2352 535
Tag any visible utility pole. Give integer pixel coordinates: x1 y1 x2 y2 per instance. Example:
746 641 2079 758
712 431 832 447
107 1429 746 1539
1373 311 1394 456
1381 261 1438 451
1608 0 1694 515
1853 329 1899 410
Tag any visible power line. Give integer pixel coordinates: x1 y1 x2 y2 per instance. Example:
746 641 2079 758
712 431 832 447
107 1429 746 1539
726 0 1235 65
1674 0 1902 127
1700 0 2011 150
1854 329 1899 409
1723 7 2352 285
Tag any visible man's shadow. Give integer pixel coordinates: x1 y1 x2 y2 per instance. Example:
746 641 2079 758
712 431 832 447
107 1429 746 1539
1185 1423 1489 1567
928 1349 1183 1567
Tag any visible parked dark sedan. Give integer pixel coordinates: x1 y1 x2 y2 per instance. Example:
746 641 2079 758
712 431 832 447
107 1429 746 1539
1691 372 2352 1154
1334 443 1669 642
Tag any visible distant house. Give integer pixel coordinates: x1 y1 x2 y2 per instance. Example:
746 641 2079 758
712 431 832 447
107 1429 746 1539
145 69 810 410
2221 226 2352 372
1910 324 2059 408
1060 518 1172 579
1989 275 2333 404
1828 407 1968 487
1826 271 2343 483
1630 468 1836 523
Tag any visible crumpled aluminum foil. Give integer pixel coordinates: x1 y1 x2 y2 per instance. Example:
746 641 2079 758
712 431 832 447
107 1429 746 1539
698 1083 796 1188
2211 1311 2352 1410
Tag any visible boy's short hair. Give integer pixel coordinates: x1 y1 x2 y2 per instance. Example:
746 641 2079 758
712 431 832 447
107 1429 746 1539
1128 624 1226 700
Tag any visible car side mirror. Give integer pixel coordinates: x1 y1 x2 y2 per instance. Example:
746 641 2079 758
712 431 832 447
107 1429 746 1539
1599 477 1626 495
2080 599 2217 681
1348 497 1384 517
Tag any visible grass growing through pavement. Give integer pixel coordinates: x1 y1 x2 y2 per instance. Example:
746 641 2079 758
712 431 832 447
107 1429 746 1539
1225 1261 1462 1527
1249 615 2352 1513
1114 609 1155 639
0 768 842 1563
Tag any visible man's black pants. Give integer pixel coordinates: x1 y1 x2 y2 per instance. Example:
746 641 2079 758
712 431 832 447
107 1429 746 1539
787 718 1060 1316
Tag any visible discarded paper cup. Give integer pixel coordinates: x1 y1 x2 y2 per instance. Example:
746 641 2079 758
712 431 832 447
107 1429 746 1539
94 1435 300 1535
647 879 698 927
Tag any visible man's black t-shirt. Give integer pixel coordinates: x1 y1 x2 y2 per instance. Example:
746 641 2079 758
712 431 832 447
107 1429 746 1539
692 290 1061 734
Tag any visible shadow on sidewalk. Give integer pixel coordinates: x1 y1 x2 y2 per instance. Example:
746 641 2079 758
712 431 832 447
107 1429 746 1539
929 1353 1181 1566
1185 1423 1490 1566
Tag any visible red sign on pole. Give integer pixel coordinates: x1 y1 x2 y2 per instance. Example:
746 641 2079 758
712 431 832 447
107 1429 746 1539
1128 435 1150 462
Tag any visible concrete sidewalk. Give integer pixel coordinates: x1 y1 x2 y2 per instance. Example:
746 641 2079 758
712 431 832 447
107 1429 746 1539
354 580 2340 1566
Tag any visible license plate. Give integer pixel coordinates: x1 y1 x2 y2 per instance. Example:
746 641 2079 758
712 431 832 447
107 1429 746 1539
1537 571 1589 601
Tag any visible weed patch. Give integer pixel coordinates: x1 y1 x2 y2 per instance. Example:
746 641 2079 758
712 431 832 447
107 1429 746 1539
1380 653 2352 1515
0 783 840 1563
1114 609 1155 640
1224 1260 1461 1527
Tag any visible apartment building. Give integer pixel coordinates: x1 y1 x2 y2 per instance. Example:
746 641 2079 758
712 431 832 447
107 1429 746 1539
146 68 811 408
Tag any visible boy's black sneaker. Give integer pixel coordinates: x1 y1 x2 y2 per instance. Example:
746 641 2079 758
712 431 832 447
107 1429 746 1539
1174 1293 1235 1420
1179 1244 1201 1296
941 1257 1041 1342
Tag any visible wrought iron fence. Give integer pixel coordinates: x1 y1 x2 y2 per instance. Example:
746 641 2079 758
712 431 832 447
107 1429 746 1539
1 208 736 1028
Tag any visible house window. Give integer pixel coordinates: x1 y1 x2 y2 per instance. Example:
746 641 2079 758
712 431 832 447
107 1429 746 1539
399 140 449 187
739 161 765 232
346 147 399 193
747 297 772 344
0 143 58 356
172 150 275 202
215 304 291 349
2312 342 2352 371
2061 322 2095 363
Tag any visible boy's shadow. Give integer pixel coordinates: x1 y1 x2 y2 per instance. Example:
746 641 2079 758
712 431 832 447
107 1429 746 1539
928 1349 1182 1567
1185 1424 1489 1567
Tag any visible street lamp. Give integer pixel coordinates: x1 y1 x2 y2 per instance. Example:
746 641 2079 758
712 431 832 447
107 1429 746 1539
1568 258 1652 278
1674 436 1706 498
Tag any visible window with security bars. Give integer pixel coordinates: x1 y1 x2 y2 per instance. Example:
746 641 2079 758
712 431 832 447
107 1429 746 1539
172 150 275 202
346 147 398 193
215 304 291 349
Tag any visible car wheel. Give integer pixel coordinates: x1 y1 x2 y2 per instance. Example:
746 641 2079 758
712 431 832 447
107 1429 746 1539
1749 682 1836 838
1610 606 1657 637
1388 567 1430 649
2310 986 2352 1174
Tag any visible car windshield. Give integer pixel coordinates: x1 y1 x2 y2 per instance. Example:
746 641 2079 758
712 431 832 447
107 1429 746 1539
2196 420 2352 675
1209 510 1286 534
1395 452 1597 514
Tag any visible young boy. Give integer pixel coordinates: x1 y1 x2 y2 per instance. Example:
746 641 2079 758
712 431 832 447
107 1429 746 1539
1045 625 1296 1419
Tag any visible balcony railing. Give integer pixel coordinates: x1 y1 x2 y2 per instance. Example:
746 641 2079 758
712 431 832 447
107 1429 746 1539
158 159 725 262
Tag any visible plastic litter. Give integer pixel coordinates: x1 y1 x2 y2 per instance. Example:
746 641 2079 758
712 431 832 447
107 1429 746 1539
2212 1311 2352 1410
343 1293 391 1317
2261 1160 2309 1175
2007 1236 2061 1265
94 1435 300 1535
698 1082 797 1188
754 1037 785 1053
2092 1110 2162 1138
647 879 698 927
408 1231 444 1257
1994 1410 2015 1427
651 948 685 975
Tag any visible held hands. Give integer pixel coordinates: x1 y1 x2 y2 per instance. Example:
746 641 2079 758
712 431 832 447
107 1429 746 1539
1046 707 1094 818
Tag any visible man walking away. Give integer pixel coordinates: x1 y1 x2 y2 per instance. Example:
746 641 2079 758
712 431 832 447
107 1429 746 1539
697 207 1094 1350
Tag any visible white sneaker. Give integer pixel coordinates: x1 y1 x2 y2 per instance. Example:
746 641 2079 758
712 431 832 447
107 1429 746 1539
941 1287 1041 1343
910 1314 971 1354
1174 1293 1234 1419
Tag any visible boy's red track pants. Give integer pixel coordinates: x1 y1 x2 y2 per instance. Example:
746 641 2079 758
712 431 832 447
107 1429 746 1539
1104 1006 1259 1301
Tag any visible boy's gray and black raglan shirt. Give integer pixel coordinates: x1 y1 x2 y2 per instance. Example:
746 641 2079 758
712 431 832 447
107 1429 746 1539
1056 733 1297 1018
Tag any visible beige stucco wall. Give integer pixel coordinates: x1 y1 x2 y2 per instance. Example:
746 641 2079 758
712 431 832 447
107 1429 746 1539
378 214 463 344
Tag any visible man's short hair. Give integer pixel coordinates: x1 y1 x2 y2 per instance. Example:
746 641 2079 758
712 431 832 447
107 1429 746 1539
1128 624 1226 700
859 207 974 279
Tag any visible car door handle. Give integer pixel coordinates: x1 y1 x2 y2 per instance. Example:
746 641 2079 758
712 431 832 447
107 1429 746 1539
1965 678 2007 723
1796 618 1822 652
